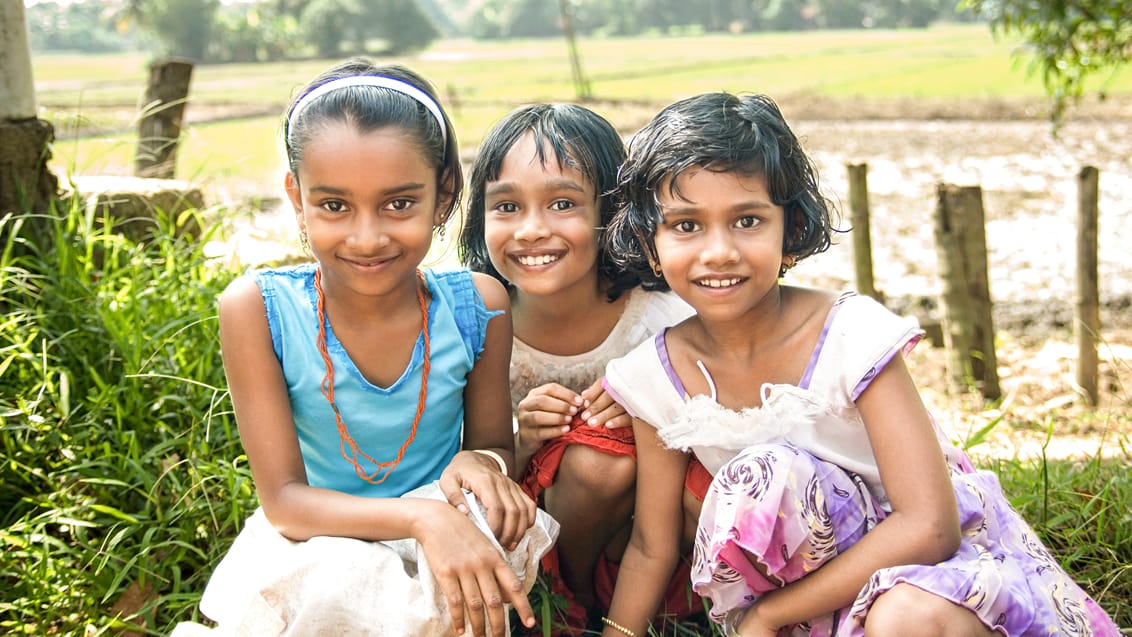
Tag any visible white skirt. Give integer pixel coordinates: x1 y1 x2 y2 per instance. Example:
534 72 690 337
171 482 559 636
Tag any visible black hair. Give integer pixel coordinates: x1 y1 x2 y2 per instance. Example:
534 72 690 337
607 92 838 285
457 103 647 301
283 57 463 224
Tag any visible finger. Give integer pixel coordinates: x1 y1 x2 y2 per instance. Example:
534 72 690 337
497 564 535 630
578 378 605 405
521 383 583 409
459 574 487 637
475 569 507 637
495 487 525 549
474 480 506 540
601 411 634 430
440 473 472 515
442 574 466 636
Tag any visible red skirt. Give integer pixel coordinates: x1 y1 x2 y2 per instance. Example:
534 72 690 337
520 415 711 635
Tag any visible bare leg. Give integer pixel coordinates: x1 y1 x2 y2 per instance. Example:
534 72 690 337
865 584 999 637
544 445 635 610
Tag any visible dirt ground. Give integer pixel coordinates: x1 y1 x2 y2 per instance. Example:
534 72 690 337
213 94 1132 462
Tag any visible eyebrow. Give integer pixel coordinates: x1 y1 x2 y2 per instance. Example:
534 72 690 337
309 182 427 196
661 200 774 215
485 177 588 198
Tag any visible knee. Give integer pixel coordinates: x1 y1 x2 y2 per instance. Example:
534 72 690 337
558 445 635 501
865 584 992 637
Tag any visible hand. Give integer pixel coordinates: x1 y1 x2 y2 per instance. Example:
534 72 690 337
415 501 536 637
515 383 583 453
735 603 780 637
577 378 630 429
440 451 537 550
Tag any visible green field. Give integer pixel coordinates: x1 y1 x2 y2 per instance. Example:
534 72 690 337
35 23 1132 202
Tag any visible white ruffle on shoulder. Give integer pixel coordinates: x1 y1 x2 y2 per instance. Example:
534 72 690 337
171 482 559 637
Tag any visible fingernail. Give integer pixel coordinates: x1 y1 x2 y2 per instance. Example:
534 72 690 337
561 426 571 433
568 406 578 415
588 418 598 426
573 395 584 405
457 504 469 514
580 411 591 421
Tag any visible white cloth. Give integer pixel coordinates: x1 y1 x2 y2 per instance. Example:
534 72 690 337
604 293 933 511
508 288 693 410
171 482 559 636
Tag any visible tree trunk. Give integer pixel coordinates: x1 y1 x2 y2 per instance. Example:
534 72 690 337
0 0 57 218
135 59 194 179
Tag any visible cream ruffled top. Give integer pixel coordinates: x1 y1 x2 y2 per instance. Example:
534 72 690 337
604 293 956 511
509 288 693 410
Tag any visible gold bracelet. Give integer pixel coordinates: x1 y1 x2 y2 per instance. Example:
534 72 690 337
601 616 636 637
471 449 508 475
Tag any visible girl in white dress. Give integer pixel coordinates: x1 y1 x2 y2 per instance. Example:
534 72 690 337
596 92 1119 637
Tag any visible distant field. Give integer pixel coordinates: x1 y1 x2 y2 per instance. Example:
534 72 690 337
34 23 1132 201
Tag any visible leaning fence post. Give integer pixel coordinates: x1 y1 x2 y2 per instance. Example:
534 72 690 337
933 183 1001 400
135 58 193 179
1075 166 1100 406
847 163 879 301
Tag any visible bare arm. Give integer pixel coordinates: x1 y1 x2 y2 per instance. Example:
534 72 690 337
601 416 688 637
739 355 960 634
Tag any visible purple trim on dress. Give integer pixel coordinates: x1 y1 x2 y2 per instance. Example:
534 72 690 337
655 329 688 397
601 378 638 419
849 332 923 401
799 293 855 389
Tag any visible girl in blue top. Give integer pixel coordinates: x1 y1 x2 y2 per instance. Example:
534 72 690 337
180 59 556 637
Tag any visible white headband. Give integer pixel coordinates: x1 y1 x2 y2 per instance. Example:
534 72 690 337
287 75 447 146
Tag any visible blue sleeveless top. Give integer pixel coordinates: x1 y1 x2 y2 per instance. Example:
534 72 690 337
255 264 500 498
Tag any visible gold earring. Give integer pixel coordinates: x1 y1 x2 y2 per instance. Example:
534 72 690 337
436 223 446 240
652 262 664 277
779 255 796 278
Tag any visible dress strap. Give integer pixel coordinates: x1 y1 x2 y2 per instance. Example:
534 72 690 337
694 360 718 402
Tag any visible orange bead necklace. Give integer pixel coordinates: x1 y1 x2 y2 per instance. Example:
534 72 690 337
313 267 430 485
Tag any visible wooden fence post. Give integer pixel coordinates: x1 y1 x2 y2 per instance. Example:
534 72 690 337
933 184 1001 400
1076 166 1100 406
135 58 193 179
847 163 879 301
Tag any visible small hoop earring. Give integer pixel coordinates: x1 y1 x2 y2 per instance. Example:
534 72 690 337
652 262 664 278
779 255 796 278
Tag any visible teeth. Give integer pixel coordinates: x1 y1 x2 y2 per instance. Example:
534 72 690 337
517 254 561 266
700 278 741 288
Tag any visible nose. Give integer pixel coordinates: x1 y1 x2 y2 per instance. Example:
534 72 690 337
700 225 740 266
347 213 389 252
513 210 551 242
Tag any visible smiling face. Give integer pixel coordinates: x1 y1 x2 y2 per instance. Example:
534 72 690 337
286 122 446 300
482 132 601 300
653 167 788 322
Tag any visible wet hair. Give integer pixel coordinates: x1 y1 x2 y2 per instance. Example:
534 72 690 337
283 57 463 224
457 103 646 301
607 92 838 286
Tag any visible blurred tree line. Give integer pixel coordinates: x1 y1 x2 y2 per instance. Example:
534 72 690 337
26 0 978 62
